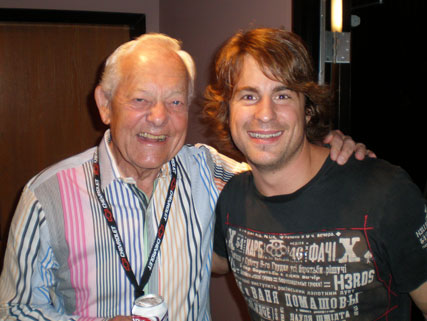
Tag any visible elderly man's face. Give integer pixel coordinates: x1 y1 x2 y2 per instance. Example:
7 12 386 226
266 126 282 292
97 49 189 177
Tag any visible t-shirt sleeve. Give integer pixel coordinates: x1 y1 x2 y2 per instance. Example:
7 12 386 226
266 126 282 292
376 168 427 293
213 187 229 258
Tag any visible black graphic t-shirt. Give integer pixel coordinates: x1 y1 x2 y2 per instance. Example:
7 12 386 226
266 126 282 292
214 156 427 321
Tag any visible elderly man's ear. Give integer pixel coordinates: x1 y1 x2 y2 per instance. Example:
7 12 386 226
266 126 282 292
94 86 111 125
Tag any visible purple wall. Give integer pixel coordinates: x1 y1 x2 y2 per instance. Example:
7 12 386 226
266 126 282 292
160 0 292 146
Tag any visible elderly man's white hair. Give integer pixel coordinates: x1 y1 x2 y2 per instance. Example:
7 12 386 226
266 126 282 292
99 33 196 102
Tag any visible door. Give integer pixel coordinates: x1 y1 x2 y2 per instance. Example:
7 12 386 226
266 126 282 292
0 9 145 268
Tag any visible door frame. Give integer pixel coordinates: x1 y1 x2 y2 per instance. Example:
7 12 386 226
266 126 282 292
0 8 145 38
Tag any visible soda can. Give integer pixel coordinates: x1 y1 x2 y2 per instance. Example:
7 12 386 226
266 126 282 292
132 294 168 321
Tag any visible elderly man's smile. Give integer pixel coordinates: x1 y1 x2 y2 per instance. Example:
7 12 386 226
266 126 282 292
137 132 167 142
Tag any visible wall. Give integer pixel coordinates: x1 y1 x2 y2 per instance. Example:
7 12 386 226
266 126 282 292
0 0 159 32
160 0 292 146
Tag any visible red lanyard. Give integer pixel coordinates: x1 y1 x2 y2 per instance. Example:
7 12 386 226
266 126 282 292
93 149 177 298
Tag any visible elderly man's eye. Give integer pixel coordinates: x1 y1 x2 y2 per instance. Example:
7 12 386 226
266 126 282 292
133 98 151 105
131 98 151 109
169 100 186 108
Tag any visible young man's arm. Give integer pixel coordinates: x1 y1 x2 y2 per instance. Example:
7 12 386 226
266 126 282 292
212 252 230 275
410 281 427 320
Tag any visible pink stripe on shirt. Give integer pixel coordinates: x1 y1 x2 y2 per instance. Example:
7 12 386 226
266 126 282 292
58 168 92 316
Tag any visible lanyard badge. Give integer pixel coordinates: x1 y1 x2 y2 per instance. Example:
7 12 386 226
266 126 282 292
93 149 177 297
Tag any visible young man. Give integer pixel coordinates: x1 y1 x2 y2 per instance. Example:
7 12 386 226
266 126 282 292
208 28 427 320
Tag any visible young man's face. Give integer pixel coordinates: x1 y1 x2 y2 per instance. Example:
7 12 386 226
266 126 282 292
229 55 309 172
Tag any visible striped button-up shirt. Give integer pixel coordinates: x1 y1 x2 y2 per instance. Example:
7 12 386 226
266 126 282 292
0 130 249 321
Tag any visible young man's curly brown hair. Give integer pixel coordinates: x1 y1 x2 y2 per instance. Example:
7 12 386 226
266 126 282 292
203 28 333 153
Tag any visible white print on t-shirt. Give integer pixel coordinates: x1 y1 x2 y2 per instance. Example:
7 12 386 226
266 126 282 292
226 227 390 321
415 206 427 249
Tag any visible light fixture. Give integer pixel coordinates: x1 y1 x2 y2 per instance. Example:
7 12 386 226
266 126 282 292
331 0 343 32
318 0 351 85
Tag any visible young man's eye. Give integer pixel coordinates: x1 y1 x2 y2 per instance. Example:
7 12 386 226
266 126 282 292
277 94 290 100
242 94 257 101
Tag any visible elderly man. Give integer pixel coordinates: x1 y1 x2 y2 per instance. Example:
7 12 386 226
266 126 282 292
210 28 427 320
0 33 367 320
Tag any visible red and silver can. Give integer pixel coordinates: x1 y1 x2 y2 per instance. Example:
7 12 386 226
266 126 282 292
132 294 168 321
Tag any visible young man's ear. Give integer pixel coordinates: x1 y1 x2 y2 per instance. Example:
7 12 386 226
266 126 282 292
94 86 111 125
303 95 313 124
305 106 313 124
305 112 312 124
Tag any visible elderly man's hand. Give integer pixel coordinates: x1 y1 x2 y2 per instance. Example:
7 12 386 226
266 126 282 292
324 130 376 165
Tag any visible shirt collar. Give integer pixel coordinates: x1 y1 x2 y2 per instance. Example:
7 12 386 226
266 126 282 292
98 130 119 191
98 129 175 191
